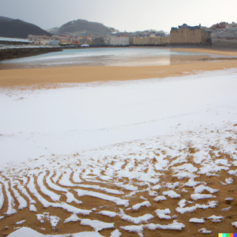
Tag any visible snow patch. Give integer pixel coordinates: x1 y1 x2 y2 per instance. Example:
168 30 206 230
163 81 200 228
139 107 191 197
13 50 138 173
155 208 171 220
189 218 205 223
198 228 212 234
191 193 216 200
132 201 151 210
162 190 181 198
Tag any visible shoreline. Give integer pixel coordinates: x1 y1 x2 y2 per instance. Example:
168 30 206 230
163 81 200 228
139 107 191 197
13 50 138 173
0 47 237 89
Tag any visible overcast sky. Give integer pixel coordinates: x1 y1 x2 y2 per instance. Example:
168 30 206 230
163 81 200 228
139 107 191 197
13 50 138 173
0 0 236 32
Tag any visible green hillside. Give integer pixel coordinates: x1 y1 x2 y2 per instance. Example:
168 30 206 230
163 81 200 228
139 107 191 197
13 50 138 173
51 19 118 36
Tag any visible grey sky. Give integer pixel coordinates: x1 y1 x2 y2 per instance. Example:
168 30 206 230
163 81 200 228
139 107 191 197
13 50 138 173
0 0 236 32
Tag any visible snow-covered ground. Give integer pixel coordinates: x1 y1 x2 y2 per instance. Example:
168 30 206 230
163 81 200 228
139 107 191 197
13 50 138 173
1 68 237 165
0 68 237 236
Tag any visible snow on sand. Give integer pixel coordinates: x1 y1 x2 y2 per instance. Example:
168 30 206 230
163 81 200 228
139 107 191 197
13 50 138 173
1 68 237 236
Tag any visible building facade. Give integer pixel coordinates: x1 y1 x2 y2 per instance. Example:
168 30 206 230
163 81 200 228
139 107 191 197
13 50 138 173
107 33 129 46
212 27 237 47
131 36 170 46
170 24 211 45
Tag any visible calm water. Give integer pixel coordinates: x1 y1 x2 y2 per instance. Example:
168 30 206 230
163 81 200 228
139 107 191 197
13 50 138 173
0 47 206 69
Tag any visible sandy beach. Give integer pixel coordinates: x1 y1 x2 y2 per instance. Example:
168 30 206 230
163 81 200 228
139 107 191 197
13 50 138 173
0 47 237 89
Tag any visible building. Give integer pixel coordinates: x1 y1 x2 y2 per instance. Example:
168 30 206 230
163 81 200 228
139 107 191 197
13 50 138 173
170 24 212 45
79 38 87 44
48 40 60 46
210 22 237 47
210 22 237 30
131 36 170 46
107 33 129 46
28 35 53 45
212 27 237 47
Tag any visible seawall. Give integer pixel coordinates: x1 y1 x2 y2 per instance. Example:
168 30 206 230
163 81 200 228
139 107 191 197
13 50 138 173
0 47 62 61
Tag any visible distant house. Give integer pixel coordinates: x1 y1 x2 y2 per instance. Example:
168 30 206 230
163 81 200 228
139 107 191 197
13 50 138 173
170 24 212 45
108 33 129 46
212 26 237 47
79 38 87 44
131 36 170 46
48 40 60 46
71 40 79 44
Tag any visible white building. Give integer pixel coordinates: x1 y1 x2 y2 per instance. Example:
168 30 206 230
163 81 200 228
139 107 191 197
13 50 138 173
108 34 129 46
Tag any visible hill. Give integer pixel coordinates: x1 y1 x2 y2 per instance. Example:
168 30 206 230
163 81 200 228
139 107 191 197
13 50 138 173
46 27 59 35
0 16 51 38
48 19 119 36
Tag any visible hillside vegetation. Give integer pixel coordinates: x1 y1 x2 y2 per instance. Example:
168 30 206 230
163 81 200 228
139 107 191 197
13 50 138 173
49 19 118 36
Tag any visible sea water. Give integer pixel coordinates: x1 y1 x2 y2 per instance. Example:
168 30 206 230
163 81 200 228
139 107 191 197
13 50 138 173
0 47 205 69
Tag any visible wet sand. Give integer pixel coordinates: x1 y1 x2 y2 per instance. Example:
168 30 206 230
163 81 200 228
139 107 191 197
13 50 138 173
0 47 237 89
171 47 237 56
